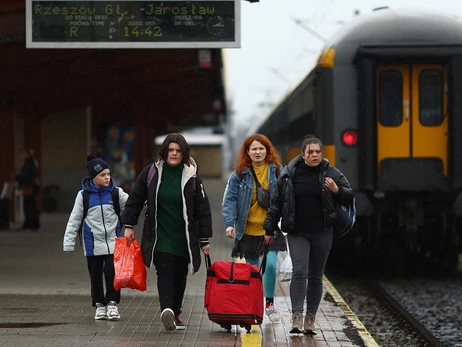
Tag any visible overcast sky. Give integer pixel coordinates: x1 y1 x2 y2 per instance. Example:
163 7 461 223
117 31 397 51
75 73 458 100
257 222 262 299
224 0 462 124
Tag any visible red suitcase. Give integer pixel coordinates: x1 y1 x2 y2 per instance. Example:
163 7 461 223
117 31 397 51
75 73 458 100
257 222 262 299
204 254 266 332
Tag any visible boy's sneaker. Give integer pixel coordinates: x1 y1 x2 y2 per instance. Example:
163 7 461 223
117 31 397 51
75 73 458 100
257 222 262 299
174 316 186 330
160 308 176 331
265 304 280 323
94 303 107 320
107 301 120 321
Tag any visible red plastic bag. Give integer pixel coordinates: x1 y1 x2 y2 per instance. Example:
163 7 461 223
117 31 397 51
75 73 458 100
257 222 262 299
113 237 147 291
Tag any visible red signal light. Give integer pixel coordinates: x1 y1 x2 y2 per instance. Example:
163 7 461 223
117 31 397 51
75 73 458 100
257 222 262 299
342 130 357 146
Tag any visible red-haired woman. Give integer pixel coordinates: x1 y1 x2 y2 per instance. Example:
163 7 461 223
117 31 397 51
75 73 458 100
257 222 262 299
222 134 286 323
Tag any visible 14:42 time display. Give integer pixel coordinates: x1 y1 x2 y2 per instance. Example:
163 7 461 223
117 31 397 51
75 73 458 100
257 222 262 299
123 26 162 37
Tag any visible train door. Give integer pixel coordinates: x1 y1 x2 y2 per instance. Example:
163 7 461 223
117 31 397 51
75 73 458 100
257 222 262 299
376 64 448 175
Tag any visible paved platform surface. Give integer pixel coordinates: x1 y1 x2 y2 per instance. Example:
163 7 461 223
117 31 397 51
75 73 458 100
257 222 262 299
0 178 378 347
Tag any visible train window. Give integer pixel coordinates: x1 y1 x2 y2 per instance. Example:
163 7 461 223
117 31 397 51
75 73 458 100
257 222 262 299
379 70 402 126
419 70 443 126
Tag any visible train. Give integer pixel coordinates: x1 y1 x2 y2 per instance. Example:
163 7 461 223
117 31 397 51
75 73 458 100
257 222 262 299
254 7 462 271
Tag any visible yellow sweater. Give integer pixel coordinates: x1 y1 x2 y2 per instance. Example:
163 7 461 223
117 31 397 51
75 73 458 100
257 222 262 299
245 163 268 236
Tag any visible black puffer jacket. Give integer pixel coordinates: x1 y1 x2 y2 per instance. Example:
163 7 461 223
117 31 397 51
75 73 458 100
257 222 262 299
121 159 213 274
263 156 353 235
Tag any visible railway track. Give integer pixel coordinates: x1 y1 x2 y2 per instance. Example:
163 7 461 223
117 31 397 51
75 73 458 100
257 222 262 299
362 278 444 347
326 266 459 347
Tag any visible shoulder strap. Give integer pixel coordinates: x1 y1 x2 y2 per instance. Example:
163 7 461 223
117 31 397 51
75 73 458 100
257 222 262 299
147 164 157 188
327 166 334 177
78 190 90 246
111 188 121 220
82 190 90 226
249 166 262 188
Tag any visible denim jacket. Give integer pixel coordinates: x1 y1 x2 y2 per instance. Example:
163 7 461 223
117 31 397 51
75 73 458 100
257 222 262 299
222 162 279 241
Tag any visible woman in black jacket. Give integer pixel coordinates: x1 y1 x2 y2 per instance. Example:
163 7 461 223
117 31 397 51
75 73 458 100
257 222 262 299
122 133 212 332
263 134 353 335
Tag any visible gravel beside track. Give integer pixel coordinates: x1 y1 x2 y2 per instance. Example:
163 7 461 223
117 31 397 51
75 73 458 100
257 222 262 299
327 266 462 347
380 275 462 347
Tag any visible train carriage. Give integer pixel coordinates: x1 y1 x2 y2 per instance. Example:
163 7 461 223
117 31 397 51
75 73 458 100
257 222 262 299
255 7 462 270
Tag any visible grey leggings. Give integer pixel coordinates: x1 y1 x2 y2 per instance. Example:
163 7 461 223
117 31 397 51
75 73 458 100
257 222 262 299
287 230 333 315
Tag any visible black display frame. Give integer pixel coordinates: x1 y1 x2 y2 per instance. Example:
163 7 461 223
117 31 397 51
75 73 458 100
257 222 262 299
26 0 240 48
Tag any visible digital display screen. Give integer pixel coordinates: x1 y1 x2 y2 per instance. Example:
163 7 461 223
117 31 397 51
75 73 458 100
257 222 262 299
26 0 240 48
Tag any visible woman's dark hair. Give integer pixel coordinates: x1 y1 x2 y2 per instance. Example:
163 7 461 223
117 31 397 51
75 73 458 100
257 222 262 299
159 133 192 166
301 134 323 153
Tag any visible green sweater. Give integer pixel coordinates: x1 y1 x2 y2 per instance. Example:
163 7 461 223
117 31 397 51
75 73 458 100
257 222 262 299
155 162 188 257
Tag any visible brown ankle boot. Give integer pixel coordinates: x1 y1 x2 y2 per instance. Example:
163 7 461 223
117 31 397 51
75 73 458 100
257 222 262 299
289 312 303 333
304 313 316 334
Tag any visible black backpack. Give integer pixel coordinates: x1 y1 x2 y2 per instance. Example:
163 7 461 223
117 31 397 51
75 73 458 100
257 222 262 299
78 188 121 245
327 167 356 237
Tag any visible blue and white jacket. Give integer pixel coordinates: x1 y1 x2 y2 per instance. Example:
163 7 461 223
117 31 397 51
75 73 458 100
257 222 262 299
222 162 279 241
63 177 129 256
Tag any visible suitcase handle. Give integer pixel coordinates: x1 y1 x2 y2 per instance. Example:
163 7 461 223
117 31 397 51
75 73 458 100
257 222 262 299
205 254 236 282
259 244 269 276
205 254 213 270
204 244 269 275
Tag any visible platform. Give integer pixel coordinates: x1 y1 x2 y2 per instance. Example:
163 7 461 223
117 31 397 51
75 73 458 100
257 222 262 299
0 178 378 347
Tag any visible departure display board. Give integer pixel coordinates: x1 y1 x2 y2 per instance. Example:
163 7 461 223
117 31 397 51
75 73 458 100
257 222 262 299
26 0 240 48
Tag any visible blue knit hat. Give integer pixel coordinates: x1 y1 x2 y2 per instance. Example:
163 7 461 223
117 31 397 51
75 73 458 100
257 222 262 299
86 154 110 179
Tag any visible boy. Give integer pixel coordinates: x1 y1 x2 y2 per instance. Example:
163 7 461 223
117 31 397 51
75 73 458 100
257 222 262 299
63 155 128 320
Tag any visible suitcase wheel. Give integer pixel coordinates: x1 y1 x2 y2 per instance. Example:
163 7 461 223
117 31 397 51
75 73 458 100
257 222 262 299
238 322 251 331
220 324 232 332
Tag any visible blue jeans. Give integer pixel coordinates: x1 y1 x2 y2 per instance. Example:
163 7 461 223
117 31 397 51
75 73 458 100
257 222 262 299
287 230 333 315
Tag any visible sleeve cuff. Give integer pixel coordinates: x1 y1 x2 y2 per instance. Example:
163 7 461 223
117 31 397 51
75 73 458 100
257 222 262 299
199 239 209 246
224 221 234 228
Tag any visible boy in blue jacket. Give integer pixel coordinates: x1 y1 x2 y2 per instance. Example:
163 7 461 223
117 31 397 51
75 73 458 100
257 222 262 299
63 155 128 320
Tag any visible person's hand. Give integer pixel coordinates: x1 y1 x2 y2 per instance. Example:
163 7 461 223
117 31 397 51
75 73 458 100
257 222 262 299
264 235 274 245
124 227 135 242
201 244 211 255
324 177 339 194
225 227 235 239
